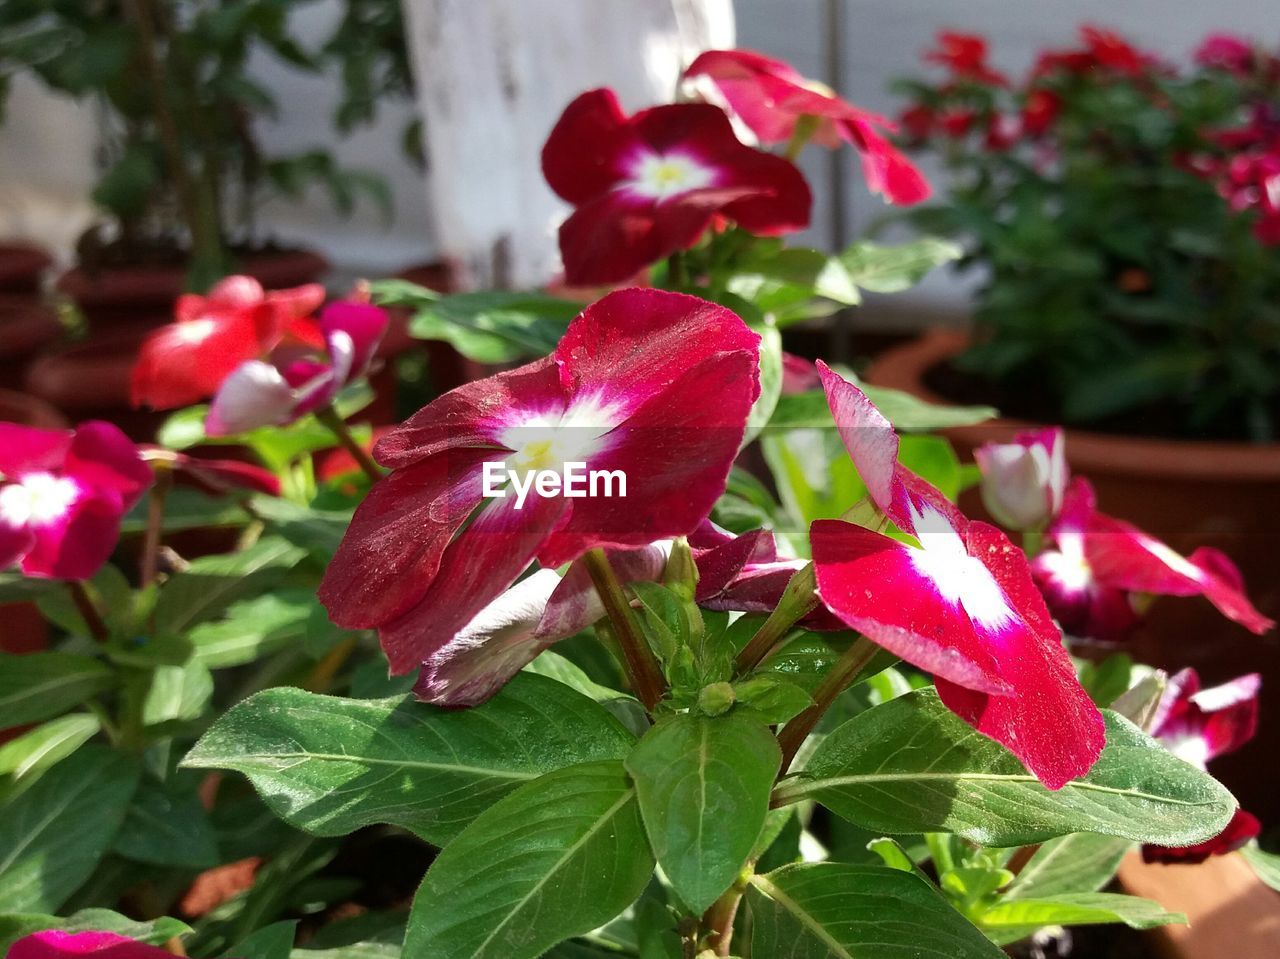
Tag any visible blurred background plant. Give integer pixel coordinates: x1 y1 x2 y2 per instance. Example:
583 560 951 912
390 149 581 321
895 27 1280 442
0 0 396 291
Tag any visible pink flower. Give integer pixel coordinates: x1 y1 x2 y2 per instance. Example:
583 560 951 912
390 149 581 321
9 931 180 959
139 447 282 498
974 427 1067 531
0 421 152 580
809 362 1104 789
1032 479 1274 642
318 289 761 682
1021 89 1061 137
925 32 1009 86
206 301 389 436
683 49 931 205
1142 669 1262 863
131 275 325 410
1195 34 1255 74
541 88 811 285
780 352 821 395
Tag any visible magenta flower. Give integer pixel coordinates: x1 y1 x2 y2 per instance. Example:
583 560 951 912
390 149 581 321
206 301 389 436
1032 478 1274 643
1194 34 1256 74
8 931 178 959
683 49 931 205
974 427 1066 532
1142 668 1262 863
808 362 1104 789
0 421 152 580
319 289 761 681
541 88 811 285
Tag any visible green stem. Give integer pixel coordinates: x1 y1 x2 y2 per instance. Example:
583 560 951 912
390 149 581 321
784 114 820 161
66 580 110 643
1022 528 1044 559
140 468 172 588
776 635 879 772
584 548 665 711
666 250 688 289
702 868 753 956
316 405 382 483
736 563 817 674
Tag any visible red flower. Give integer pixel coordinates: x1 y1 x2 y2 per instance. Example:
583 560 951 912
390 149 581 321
0 421 151 580
1033 26 1159 80
1021 89 1062 137
8 931 179 959
131 275 325 410
318 289 761 685
1195 34 1256 74
809 363 1104 789
1032 479 1275 642
939 108 978 138
925 32 1008 86
541 88 811 285
683 49 931 205
899 104 937 141
1142 669 1262 863
139 447 282 497
205 301 388 436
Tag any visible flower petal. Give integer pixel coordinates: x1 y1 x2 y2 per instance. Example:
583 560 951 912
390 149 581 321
9 930 176 959
1141 808 1260 864
0 422 71 477
205 361 298 436
318 447 497 631
21 487 123 581
540 88 639 204
63 421 152 512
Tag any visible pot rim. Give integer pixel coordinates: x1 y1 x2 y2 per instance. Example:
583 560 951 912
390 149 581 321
866 328 1280 482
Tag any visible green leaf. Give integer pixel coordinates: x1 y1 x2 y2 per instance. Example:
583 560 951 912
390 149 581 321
404 760 653 959
743 325 783 446
625 712 780 913
978 893 1184 945
189 590 318 668
1005 834 1132 900
833 238 962 293
183 674 636 845
112 775 219 869
228 920 298 959
867 837 932 883
775 688 1236 847
0 714 100 782
153 537 308 636
289 946 399 959
140 658 213 727
377 287 579 363
0 573 57 604
0 745 140 912
0 652 114 728
1241 843 1280 892
0 909 189 954
748 863 1004 958
35 565 132 638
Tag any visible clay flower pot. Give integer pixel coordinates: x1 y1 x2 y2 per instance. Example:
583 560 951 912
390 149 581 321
0 242 52 294
56 247 330 329
868 328 1280 822
0 296 64 385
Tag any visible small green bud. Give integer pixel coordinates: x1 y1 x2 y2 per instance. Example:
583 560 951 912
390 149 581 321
663 537 699 601
697 681 736 717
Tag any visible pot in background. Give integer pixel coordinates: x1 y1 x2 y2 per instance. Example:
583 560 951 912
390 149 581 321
57 247 329 330
0 296 64 386
0 242 52 295
868 328 1280 823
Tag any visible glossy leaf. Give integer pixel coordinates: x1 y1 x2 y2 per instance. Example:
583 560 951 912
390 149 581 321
626 712 780 913
978 893 1184 946
0 652 114 728
0 746 139 912
1005 833 1132 900
183 674 636 844
189 589 318 668
775 688 1236 847
0 713 99 781
1241 843 1280 893
748 862 1004 958
404 761 653 959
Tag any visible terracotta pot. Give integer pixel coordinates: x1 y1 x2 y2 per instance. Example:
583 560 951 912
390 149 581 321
1118 851 1280 959
24 325 163 440
0 296 64 385
0 242 52 294
56 247 330 329
0 389 67 656
868 328 1280 822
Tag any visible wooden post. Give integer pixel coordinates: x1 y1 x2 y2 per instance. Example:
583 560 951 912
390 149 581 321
400 0 734 290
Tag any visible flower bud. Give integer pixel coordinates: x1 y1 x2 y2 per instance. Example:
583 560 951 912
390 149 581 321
697 681 737 717
974 427 1066 531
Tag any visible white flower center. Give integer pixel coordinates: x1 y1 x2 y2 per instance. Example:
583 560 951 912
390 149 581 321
626 151 715 200
1037 530 1094 594
1161 730 1210 769
908 502 1016 631
171 318 219 344
0 472 80 528
499 393 626 476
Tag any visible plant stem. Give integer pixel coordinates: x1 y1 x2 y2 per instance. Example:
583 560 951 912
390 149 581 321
666 250 688 288
66 581 110 643
784 114 820 160
1022 528 1044 559
775 635 879 772
584 548 665 711
139 468 172 588
702 870 752 956
736 563 818 674
316 405 382 483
